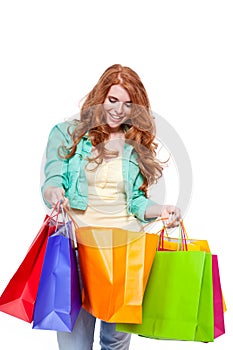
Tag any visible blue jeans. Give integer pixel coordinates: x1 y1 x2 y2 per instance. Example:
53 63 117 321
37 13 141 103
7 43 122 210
57 307 131 350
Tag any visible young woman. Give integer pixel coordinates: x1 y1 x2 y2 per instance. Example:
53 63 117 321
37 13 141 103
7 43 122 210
42 64 181 350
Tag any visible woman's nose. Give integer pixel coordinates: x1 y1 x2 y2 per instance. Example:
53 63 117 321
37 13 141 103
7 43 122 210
114 102 124 115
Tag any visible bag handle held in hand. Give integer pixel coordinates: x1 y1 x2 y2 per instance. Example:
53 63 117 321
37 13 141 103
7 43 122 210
159 219 188 251
46 200 62 229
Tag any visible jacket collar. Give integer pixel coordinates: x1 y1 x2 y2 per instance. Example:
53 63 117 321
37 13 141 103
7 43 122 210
81 135 136 159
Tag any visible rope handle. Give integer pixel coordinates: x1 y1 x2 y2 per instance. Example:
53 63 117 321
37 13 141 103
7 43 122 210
62 203 169 233
47 201 62 229
61 203 189 251
159 219 189 251
62 206 79 229
61 205 80 248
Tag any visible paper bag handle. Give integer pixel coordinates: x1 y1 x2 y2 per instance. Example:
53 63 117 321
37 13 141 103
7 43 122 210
159 219 188 251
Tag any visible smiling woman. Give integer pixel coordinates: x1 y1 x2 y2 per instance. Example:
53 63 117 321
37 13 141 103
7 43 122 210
54 64 166 199
41 63 181 350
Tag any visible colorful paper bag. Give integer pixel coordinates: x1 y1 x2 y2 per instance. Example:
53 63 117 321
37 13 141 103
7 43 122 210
33 221 82 332
0 214 57 322
212 254 225 338
117 251 214 342
159 221 226 315
75 225 159 323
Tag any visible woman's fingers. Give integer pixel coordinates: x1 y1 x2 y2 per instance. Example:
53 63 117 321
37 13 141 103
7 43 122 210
61 197 71 210
162 206 181 228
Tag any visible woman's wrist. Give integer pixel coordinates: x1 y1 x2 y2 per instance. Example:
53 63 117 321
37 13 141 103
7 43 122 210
144 203 163 219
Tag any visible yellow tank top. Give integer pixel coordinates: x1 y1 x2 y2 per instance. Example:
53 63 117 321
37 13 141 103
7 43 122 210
71 157 143 231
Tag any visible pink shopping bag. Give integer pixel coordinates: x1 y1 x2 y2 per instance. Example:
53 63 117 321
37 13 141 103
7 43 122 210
212 255 225 338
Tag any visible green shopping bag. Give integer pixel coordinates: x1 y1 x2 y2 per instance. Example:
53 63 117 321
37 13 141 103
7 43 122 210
117 250 214 342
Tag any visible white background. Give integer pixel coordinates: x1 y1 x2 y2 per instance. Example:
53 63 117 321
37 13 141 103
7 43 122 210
0 0 232 349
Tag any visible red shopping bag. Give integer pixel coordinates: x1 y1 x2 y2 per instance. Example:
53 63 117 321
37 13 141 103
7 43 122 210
0 212 58 323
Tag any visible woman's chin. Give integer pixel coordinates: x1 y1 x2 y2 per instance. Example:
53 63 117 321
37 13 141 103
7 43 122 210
106 121 122 131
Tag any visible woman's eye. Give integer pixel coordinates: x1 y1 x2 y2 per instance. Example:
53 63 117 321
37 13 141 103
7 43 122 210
107 97 132 108
125 102 132 108
108 97 117 103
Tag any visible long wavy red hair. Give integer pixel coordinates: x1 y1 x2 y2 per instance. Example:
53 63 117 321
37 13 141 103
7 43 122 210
63 64 164 196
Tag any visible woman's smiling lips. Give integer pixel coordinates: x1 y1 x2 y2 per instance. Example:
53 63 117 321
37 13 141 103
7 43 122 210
109 113 125 121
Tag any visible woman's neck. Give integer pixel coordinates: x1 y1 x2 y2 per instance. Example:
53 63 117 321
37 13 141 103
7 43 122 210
110 132 125 140
109 127 125 140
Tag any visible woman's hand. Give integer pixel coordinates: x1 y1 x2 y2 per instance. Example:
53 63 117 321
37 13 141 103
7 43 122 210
161 205 181 228
145 203 181 227
43 186 70 209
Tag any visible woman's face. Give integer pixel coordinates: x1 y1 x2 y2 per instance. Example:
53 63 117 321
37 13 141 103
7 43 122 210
103 84 132 131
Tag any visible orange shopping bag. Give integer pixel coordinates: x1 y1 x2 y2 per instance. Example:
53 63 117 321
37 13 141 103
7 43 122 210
77 226 158 323
65 210 159 323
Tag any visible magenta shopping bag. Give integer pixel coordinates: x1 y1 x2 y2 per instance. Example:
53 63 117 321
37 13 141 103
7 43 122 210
32 221 82 332
212 255 225 338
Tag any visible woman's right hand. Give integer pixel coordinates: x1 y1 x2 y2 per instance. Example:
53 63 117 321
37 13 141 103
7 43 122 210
43 186 70 209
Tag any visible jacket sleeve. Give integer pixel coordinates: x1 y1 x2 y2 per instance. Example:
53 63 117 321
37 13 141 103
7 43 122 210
130 171 157 223
41 122 72 206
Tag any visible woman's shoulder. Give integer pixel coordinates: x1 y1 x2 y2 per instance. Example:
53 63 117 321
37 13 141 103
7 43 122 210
53 119 79 134
48 119 80 140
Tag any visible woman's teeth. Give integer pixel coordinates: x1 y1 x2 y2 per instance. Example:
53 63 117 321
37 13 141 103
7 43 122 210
110 114 123 120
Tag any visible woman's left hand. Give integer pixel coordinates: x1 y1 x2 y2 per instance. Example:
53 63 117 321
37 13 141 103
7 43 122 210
161 205 181 228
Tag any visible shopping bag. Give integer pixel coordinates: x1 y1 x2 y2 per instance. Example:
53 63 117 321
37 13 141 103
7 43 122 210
212 254 225 338
72 221 159 323
117 250 214 342
0 213 57 323
159 221 227 314
32 220 82 332
158 224 226 340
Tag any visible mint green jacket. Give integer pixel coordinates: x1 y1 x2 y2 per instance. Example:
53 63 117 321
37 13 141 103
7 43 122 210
42 122 155 223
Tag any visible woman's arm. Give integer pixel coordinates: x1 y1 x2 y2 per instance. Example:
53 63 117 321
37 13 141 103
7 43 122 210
41 122 71 208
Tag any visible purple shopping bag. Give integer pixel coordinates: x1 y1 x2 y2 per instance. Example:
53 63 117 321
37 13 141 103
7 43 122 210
212 255 225 338
32 221 82 332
